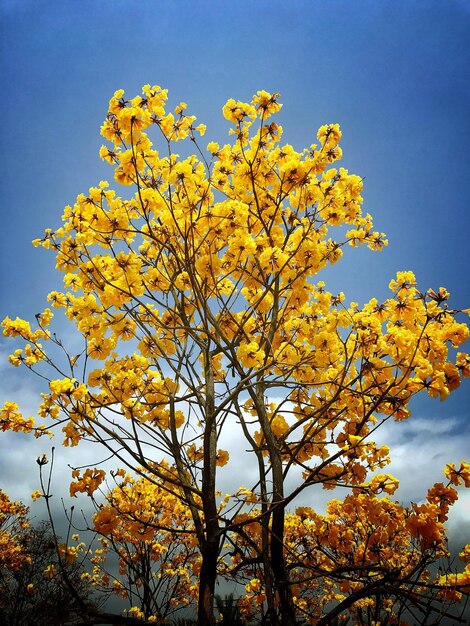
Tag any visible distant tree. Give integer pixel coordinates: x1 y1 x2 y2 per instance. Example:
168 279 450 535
214 594 243 625
1 85 469 625
0 513 100 626
0 488 30 575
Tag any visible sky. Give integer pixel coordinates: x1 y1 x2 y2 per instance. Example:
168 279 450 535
0 0 469 605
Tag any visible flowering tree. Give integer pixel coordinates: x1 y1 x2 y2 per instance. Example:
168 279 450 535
0 514 100 626
0 489 30 574
1 86 469 625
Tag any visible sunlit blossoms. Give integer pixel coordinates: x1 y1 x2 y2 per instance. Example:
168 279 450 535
1 86 469 625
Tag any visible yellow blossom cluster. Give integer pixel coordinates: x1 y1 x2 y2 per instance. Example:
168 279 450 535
230 463 469 623
0 401 51 438
0 489 30 572
70 468 106 497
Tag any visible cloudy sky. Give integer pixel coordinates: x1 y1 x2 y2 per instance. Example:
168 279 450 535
0 0 469 570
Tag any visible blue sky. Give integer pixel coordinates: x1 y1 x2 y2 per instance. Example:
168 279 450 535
0 0 469 559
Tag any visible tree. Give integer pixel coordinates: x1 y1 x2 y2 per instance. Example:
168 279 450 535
0 488 30 575
1 85 469 625
0 498 100 626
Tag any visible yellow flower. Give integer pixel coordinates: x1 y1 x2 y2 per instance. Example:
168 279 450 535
317 123 342 147
245 577 262 593
43 564 57 579
271 415 289 438
251 90 282 118
237 341 265 369
128 606 145 619
216 450 229 467
93 506 119 535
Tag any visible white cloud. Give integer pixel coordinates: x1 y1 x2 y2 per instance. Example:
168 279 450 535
373 416 469 500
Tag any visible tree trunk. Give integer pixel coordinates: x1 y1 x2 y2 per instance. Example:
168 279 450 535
197 349 220 625
197 522 219 625
271 501 297 626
